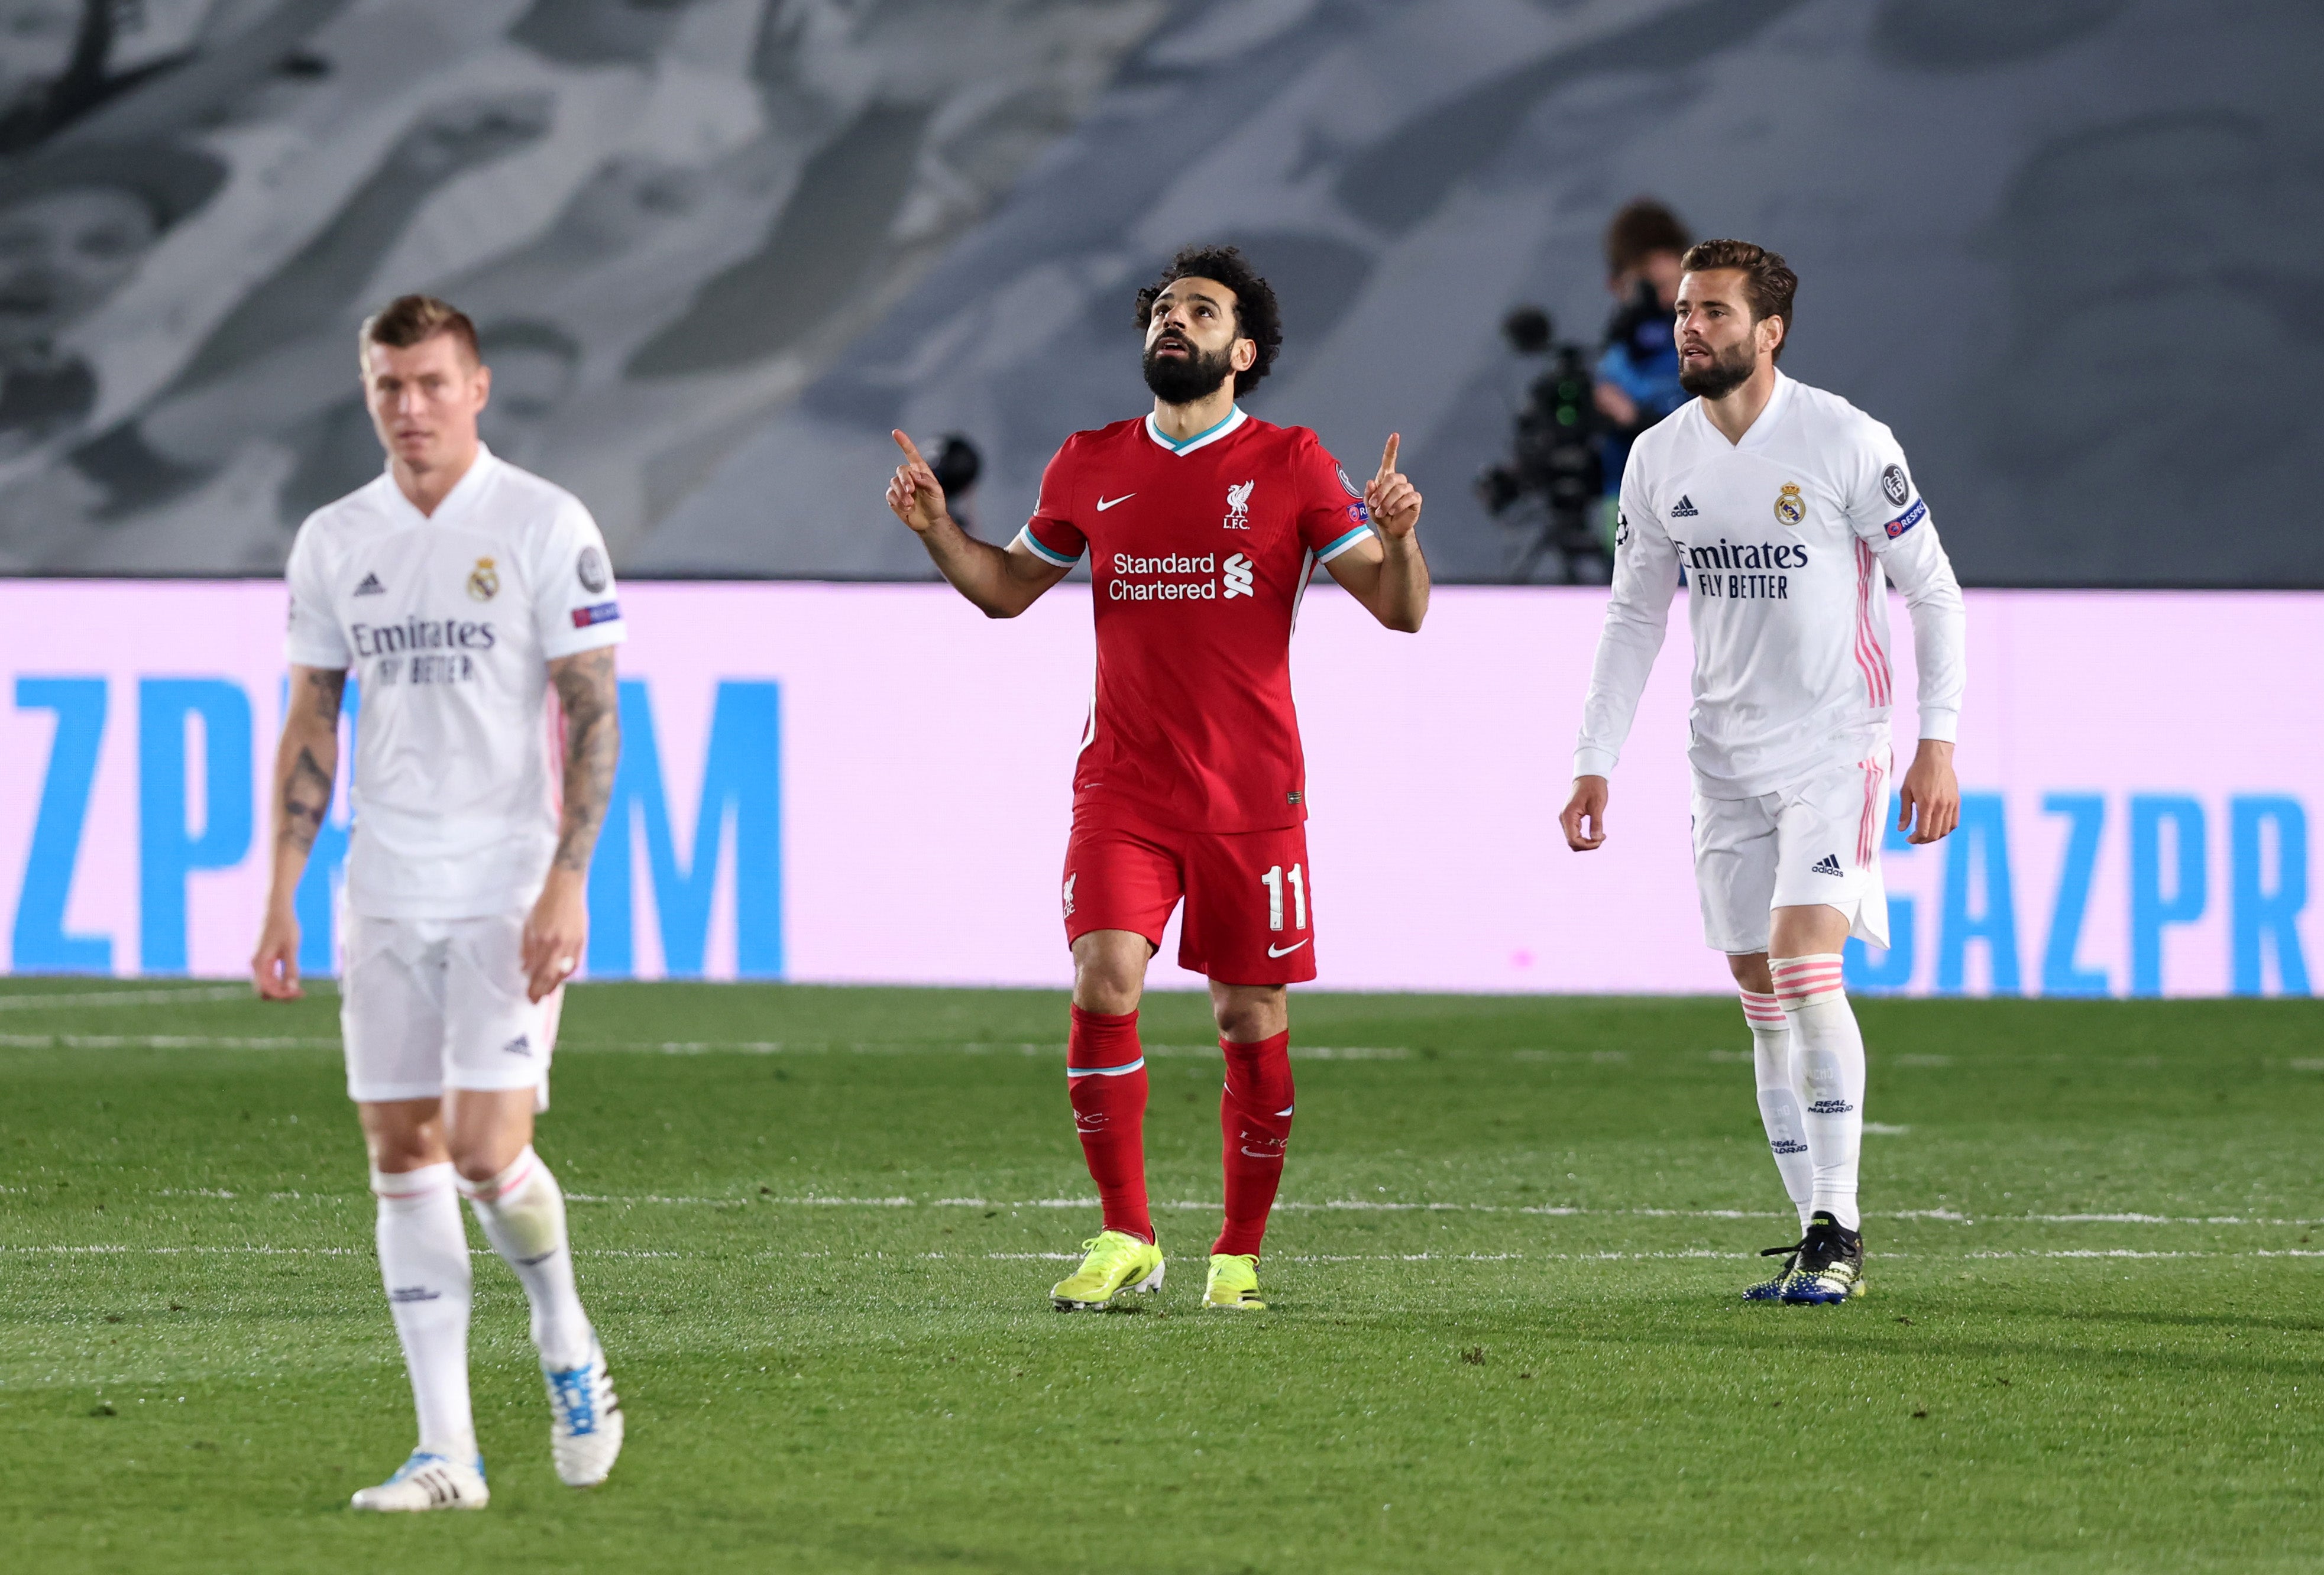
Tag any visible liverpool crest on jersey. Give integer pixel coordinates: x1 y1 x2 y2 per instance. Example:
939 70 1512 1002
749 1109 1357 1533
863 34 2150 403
467 556 500 601
1773 483 1805 526
1224 479 1254 529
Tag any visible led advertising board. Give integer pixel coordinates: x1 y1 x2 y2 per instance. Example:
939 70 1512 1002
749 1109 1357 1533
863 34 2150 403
1 584 2309 997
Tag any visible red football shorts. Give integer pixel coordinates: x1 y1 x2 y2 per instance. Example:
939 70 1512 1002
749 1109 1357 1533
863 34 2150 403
1061 815 1319 986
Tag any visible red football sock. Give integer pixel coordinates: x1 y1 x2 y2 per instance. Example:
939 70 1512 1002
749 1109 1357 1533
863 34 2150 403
1213 1031 1294 1258
1067 1006 1151 1243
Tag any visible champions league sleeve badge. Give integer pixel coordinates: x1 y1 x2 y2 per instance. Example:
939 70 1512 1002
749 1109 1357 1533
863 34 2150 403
577 546 608 592
1773 482 1806 526
467 556 500 601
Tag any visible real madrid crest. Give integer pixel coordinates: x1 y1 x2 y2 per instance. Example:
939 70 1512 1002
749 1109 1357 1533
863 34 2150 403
467 556 500 601
1773 483 1805 526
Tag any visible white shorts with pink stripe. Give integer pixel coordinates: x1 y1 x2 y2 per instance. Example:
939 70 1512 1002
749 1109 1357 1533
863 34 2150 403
341 910 564 1109
1690 749 1892 955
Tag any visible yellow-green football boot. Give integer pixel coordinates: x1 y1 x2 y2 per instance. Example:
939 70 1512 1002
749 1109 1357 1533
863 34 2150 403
1202 1252 1267 1311
1050 1231 1164 1310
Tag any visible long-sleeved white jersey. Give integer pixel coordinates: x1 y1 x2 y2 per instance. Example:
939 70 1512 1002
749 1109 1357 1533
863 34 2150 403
1575 371 1965 799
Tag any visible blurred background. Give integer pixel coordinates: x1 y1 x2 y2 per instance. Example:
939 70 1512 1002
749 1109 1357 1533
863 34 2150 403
1 0 2316 997
0 0 2310 586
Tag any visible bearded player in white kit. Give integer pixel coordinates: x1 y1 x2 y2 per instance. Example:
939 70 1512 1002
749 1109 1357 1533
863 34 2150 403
1561 241 1966 1304
251 296 625 1509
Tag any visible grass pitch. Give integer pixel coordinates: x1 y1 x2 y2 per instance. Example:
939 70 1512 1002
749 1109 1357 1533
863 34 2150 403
4 980 2323 1573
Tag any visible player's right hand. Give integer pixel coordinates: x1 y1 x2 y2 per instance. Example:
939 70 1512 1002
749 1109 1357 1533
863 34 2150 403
1560 776 1609 852
251 908 303 1001
886 430 949 534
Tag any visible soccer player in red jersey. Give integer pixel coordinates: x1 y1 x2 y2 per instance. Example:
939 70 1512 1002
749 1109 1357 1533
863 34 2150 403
885 244 1429 1312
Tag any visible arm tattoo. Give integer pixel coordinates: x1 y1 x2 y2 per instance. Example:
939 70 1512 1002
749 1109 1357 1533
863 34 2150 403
304 667 346 725
279 746 334 854
550 647 620 874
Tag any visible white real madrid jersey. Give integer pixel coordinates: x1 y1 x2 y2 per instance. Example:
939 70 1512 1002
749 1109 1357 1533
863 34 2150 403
1575 371 1965 799
284 445 626 918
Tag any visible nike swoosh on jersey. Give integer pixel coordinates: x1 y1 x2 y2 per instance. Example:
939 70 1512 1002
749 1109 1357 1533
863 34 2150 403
1096 493 1135 511
1266 939 1310 958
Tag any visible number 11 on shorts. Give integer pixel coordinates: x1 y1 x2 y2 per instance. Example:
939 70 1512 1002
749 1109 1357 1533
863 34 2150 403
1261 864 1307 932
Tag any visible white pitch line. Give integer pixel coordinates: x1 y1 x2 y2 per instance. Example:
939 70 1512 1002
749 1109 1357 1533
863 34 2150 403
0 985 257 1012
0 1254 362 1263
52 1190 2324 1231
562 1041 1409 1060
1969 1249 2324 1260
0 1019 2228 1077
552 1194 2324 1228
0 1032 1418 1057
567 1192 904 1208
0 1244 681 1260
0 1033 338 1050
12 1243 2324 1266
0 1031 2225 1075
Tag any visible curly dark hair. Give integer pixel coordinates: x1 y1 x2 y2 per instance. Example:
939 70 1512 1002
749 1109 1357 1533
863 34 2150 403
1133 244 1282 397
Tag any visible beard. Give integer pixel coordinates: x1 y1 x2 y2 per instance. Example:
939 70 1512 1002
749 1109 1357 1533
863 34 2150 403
1142 333 1237 404
1677 339 1757 400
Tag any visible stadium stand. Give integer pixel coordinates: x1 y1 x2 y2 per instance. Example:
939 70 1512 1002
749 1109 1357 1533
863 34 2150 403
0 0 2311 586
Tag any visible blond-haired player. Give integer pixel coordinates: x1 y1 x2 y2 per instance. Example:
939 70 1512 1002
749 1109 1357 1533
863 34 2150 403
253 295 626 1509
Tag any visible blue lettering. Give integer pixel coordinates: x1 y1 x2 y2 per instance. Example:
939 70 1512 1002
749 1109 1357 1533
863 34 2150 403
2231 796 2309 996
2040 794 2109 997
1938 792 2020 994
138 679 254 976
588 680 782 980
1844 797 1915 990
2129 795 2206 997
11 677 112 973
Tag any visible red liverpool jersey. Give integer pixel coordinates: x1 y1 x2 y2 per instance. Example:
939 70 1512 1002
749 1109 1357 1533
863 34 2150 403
1015 406 1376 832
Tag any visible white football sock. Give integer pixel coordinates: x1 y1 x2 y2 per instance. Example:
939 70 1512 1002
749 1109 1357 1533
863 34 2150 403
1770 954 1865 1232
1739 987 1814 1228
371 1162 475 1459
460 1148 594 1370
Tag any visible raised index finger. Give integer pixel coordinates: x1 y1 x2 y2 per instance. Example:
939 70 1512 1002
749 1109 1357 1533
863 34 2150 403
891 429 928 468
1376 433 1400 479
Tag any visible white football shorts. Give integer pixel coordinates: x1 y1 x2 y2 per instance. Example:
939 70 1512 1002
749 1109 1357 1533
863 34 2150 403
340 910 562 1107
1691 748 1892 955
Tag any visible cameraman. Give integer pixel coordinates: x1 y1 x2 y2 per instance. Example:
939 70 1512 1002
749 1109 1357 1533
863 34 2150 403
1592 199 1691 492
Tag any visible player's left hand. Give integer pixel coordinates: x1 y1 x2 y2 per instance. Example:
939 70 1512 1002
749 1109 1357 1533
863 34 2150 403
522 871 588 1003
1364 434 1422 540
251 904 303 1001
1898 738 1960 845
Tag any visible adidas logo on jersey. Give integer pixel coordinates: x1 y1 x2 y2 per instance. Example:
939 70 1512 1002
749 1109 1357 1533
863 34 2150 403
1670 495 1699 518
353 572 386 596
1810 854 1844 877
